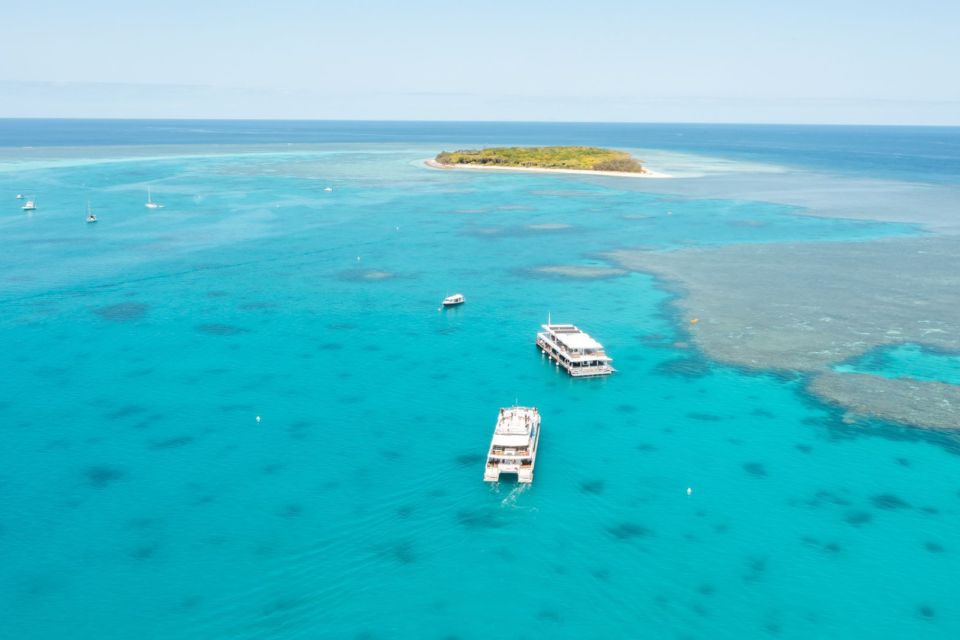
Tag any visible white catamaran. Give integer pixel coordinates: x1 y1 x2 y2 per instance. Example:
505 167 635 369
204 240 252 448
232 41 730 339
484 406 541 484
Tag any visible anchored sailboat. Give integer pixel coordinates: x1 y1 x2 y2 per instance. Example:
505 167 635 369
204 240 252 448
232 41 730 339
145 187 163 209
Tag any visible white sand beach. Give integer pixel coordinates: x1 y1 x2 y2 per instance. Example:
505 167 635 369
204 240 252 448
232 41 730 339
424 158 671 178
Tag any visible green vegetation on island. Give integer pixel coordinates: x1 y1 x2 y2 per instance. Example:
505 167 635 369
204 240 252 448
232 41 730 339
434 146 645 173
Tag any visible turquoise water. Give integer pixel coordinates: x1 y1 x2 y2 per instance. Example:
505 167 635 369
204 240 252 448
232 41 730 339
836 344 960 386
2 123 959 639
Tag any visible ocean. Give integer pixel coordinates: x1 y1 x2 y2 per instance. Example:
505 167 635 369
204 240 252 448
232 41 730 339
1 120 958 639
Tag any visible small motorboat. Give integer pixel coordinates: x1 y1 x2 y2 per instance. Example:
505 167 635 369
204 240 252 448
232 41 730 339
85 201 97 223
442 293 465 307
324 186 333 192
16 194 23 199
22 199 36 211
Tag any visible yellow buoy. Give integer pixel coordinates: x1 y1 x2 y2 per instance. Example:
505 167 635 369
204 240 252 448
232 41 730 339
690 318 699 325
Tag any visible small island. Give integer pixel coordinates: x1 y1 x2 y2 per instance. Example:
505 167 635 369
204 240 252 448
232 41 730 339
427 146 666 178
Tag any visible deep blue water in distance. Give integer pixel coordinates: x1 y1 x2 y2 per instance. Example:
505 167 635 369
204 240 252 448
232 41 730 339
1 120 959 639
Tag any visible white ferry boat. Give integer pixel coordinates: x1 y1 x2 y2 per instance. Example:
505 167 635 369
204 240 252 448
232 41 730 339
442 293 465 307
536 322 614 377
484 406 540 484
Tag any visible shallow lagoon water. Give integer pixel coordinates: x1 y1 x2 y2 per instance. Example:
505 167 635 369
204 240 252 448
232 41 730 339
1 123 959 639
836 344 960 386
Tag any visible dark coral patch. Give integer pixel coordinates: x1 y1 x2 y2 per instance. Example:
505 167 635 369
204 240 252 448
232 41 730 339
238 302 276 310
456 509 503 530
196 323 248 336
917 605 936 619
455 453 484 467
579 480 605 495
261 596 307 616
278 504 303 518
591 568 611 581
844 510 873 527
84 465 126 488
130 542 160 560
742 557 767 583
743 462 767 477
687 412 724 422
607 523 653 540
655 356 712 378
391 541 416 564
536 608 561 622
871 494 911 510
94 302 149 322
106 404 147 420
149 436 195 450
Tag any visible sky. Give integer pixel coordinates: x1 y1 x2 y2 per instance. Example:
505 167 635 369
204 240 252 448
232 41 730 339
1 0 958 124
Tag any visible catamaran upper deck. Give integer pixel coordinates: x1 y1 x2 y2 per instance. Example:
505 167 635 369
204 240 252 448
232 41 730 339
537 323 614 377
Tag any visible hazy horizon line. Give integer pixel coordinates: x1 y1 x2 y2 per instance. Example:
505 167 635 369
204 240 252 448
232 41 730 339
2 116 958 129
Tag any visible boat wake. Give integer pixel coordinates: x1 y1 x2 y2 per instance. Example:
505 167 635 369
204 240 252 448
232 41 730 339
499 483 532 508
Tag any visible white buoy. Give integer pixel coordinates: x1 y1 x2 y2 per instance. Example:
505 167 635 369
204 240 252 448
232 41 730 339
686 487 693 496
255 415 262 423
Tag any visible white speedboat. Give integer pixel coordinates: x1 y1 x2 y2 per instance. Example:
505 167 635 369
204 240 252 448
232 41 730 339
16 194 23 199
442 293 465 307
145 187 163 209
22 199 36 211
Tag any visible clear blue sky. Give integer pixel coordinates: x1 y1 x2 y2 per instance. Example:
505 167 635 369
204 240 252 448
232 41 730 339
1 0 958 124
